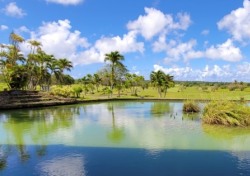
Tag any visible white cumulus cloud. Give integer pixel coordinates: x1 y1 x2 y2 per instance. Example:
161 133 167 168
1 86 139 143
25 19 144 65
28 19 90 64
46 0 84 5
205 39 243 62
218 0 250 42
127 7 191 40
3 2 26 18
76 31 144 65
153 63 250 82
153 38 243 63
94 31 144 55
0 25 8 30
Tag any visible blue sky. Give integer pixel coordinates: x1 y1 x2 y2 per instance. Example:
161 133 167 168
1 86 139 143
1 0 250 82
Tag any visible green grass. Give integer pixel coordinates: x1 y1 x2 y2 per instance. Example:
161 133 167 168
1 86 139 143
203 100 250 127
1 83 250 101
132 85 250 101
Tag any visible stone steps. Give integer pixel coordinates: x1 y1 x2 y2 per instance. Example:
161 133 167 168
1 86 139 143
0 90 77 110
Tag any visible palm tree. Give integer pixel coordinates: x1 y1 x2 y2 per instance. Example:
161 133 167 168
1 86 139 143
150 70 174 98
57 58 73 72
9 32 24 48
93 73 102 92
104 51 125 95
28 40 41 54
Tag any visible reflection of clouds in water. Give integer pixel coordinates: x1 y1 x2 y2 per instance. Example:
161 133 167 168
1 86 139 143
52 102 200 149
0 114 7 122
39 154 86 176
145 148 163 159
231 151 250 173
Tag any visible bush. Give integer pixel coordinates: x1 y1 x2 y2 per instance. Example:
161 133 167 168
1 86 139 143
203 101 250 127
183 100 200 113
72 85 83 98
50 86 72 97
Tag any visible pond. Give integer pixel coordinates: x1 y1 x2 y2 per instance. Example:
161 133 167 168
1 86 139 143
0 101 250 176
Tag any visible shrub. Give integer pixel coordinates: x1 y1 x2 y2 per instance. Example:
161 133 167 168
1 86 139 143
50 86 72 97
183 100 200 113
203 101 250 127
72 85 83 98
228 84 237 91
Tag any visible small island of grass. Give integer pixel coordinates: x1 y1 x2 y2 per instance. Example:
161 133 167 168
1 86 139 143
202 100 250 127
182 100 200 113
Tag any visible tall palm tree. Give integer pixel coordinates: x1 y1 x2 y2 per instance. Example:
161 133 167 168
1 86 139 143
28 40 41 54
104 51 125 95
57 58 73 72
150 70 174 98
93 73 102 92
9 32 24 48
54 58 73 84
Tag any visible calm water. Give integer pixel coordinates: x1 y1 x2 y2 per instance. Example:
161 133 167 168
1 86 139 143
0 101 250 176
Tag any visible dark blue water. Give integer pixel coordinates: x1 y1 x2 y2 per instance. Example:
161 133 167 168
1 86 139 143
1 145 250 176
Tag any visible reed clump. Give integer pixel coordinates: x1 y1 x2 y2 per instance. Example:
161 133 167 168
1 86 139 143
203 100 250 127
183 100 200 113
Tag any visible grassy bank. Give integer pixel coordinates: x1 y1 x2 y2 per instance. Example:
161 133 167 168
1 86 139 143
1 83 250 101
203 101 250 127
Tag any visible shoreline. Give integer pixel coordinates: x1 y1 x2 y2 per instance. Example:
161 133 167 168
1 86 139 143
0 96 248 111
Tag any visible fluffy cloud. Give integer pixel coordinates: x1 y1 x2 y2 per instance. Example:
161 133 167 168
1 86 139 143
29 19 89 63
127 7 191 40
46 0 84 5
3 2 26 18
26 19 144 65
76 31 144 65
205 39 243 62
218 0 250 42
154 63 250 82
0 25 8 30
153 38 243 63
94 31 144 55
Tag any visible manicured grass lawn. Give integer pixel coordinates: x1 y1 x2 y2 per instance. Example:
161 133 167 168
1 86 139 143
82 85 250 101
1 82 250 101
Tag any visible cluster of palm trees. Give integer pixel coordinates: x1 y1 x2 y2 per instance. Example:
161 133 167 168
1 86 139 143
150 70 174 98
77 51 174 97
0 32 73 90
0 32 174 97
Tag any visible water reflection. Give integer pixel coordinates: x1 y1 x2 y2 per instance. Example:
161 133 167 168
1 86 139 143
107 104 125 143
182 112 201 121
0 145 9 170
150 101 172 118
1 102 250 151
0 101 250 175
39 154 86 176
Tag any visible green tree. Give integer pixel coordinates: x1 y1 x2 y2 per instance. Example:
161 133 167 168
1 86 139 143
0 32 26 89
125 73 145 96
104 51 126 96
93 73 102 92
150 70 174 98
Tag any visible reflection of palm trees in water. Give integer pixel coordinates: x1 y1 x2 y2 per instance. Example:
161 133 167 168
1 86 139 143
150 102 172 118
107 104 125 143
1 106 79 167
0 145 10 170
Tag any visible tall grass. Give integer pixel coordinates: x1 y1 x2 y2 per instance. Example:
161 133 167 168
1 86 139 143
203 101 250 127
183 100 200 113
